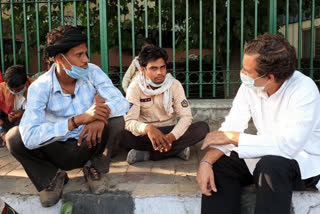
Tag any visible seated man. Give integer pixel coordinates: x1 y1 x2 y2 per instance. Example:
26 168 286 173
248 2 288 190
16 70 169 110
122 45 209 164
0 65 34 147
197 34 320 214
6 25 129 207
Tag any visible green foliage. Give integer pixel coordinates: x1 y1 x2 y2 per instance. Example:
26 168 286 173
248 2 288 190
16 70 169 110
0 0 317 69
60 201 73 214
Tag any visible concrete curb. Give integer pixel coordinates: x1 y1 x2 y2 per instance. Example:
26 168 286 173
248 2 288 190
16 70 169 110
1 194 62 214
2 189 320 214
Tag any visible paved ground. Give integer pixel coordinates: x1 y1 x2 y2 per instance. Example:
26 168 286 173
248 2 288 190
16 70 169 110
0 121 257 198
0 120 229 213
0 141 206 198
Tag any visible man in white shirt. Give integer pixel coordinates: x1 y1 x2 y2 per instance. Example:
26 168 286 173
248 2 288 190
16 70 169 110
197 33 320 214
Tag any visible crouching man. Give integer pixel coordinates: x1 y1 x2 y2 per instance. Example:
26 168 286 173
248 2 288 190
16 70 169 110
122 45 209 164
197 34 320 214
6 25 129 207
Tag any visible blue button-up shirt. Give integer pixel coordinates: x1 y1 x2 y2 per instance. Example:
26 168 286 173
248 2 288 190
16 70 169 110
19 63 129 149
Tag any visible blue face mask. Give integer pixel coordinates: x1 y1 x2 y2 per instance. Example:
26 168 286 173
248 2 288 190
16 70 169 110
61 54 88 79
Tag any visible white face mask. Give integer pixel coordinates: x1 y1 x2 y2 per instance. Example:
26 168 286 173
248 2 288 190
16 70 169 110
8 85 27 96
240 72 267 91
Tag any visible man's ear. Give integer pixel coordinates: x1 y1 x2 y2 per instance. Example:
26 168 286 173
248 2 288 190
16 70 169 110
141 66 146 75
55 54 63 65
268 73 276 82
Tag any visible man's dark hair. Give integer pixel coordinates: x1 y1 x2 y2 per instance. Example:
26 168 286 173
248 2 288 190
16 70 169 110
244 33 297 82
4 65 27 88
46 25 75 46
138 45 168 67
45 25 87 57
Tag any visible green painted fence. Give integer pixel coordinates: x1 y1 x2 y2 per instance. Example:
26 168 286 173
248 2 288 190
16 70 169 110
0 0 319 98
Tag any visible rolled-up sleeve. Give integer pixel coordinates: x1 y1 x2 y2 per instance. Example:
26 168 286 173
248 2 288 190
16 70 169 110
210 84 251 155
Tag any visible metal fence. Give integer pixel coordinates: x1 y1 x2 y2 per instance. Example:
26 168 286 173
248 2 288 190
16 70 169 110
0 0 319 98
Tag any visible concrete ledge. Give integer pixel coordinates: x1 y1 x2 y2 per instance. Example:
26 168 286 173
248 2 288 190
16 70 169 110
1 194 62 214
2 188 320 214
190 99 233 123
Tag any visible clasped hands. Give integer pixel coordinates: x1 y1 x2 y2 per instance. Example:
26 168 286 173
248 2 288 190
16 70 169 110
73 96 111 149
145 124 176 152
8 110 24 123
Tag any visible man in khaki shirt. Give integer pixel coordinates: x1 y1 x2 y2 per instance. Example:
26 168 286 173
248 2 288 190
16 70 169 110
122 45 209 164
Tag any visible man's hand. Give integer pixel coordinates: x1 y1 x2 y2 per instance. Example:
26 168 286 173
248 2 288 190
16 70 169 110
81 103 111 125
201 131 239 150
162 133 176 152
8 110 24 123
78 120 105 148
196 161 217 196
145 124 171 152
197 148 224 196
94 95 105 103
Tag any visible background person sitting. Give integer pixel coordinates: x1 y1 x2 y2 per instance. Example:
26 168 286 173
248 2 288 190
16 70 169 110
0 65 34 147
122 38 154 93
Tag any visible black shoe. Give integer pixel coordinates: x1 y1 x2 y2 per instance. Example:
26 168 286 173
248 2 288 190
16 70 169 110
39 171 69 207
83 166 107 194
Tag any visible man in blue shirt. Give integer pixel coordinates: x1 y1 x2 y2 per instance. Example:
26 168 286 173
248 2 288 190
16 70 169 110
5 25 129 207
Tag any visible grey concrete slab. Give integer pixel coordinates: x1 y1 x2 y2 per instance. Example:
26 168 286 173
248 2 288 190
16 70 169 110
63 191 135 214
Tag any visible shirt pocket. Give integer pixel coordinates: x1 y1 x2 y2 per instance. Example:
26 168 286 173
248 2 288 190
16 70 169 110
140 98 153 110
140 98 155 121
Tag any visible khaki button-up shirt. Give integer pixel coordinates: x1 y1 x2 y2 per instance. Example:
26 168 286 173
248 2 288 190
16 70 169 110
125 78 193 140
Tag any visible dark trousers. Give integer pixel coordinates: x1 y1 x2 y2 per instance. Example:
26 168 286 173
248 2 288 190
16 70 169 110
120 121 209 161
201 152 320 214
6 116 124 192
